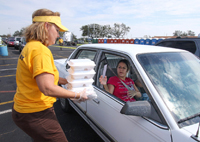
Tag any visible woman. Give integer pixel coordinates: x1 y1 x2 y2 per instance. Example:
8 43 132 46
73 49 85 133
12 9 87 142
99 59 141 102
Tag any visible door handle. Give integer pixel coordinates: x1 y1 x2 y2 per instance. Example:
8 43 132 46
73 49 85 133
93 99 100 104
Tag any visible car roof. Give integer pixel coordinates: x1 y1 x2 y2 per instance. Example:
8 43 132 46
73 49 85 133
155 38 200 45
159 38 200 41
79 44 187 56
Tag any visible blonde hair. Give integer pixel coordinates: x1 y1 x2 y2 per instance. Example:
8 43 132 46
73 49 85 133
24 9 60 46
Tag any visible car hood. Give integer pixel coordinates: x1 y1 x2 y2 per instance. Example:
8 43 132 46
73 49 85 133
183 123 199 135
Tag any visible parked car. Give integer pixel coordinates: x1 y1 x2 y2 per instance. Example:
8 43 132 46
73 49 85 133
77 39 84 44
54 44 200 142
1 37 7 44
155 37 200 57
18 37 26 53
14 37 22 50
7 37 15 47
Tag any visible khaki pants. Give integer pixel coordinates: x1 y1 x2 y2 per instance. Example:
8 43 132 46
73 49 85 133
12 106 68 142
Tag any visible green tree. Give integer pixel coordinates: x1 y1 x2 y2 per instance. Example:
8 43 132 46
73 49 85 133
187 30 195 36
80 23 131 38
13 27 25 37
59 31 64 37
80 25 89 37
13 30 20 37
99 25 112 38
173 30 183 36
111 23 130 38
173 30 195 36
80 24 101 38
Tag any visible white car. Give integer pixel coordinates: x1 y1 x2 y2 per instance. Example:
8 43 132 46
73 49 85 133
54 44 200 142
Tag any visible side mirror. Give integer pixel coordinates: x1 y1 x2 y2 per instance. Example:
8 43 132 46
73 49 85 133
120 101 161 123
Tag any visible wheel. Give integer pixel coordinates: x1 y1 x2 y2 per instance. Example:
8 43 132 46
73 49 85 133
19 46 22 53
59 98 73 113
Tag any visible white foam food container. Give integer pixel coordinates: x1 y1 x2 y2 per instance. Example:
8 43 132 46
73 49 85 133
67 69 95 81
67 79 94 89
67 59 95 71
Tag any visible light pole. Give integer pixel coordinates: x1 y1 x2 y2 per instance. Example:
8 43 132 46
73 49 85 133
8 28 11 36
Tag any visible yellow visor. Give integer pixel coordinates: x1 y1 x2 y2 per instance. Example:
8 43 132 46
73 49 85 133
32 16 68 32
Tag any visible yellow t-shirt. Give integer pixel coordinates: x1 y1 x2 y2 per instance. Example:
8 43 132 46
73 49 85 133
14 40 59 113
59 38 63 43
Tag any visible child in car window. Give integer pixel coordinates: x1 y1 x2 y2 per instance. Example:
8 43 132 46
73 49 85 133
99 59 141 102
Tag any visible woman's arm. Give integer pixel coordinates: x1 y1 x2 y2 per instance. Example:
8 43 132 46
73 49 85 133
35 73 87 100
58 77 68 85
107 84 115 94
99 75 115 94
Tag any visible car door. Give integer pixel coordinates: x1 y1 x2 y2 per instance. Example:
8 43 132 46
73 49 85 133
86 50 172 142
67 48 98 112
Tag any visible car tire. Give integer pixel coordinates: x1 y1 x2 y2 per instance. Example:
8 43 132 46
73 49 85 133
59 98 73 113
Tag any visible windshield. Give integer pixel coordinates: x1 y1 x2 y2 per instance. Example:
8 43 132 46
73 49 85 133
16 38 21 41
138 52 200 127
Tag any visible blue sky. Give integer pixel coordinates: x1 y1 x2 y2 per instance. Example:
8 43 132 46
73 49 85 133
0 0 200 38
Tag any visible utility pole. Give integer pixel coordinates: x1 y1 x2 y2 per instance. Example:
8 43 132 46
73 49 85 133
8 28 11 36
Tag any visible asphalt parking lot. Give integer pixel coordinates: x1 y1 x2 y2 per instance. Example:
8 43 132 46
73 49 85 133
0 44 103 142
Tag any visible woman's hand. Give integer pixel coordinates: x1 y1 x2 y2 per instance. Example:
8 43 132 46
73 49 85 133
74 89 88 103
127 90 138 99
99 75 107 85
79 88 88 101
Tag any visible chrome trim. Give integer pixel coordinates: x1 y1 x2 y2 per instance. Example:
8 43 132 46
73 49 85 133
142 117 169 130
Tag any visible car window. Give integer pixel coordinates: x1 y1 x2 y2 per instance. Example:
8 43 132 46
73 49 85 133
95 52 146 102
16 38 21 41
157 41 175 47
138 52 200 127
174 41 196 54
98 53 124 81
66 49 97 70
76 50 96 61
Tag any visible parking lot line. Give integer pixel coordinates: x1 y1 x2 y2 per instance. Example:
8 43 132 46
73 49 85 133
0 109 12 115
0 74 15 78
0 68 16 71
53 45 76 49
0 90 16 93
0 64 16 66
0 100 13 105
0 58 18 60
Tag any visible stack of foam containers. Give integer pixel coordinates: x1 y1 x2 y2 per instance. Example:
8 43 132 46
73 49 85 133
66 59 97 101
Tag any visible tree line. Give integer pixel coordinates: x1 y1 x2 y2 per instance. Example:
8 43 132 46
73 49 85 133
0 23 196 39
173 30 195 36
80 23 131 39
